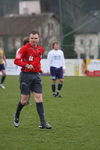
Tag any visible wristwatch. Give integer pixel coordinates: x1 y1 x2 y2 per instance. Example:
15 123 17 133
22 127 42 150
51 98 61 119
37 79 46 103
25 64 30 69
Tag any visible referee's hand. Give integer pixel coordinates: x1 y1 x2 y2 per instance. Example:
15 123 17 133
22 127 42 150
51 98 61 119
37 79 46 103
26 64 34 69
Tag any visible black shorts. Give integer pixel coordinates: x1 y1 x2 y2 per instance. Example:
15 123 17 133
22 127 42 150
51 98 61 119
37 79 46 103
19 72 42 95
50 67 64 80
0 64 5 71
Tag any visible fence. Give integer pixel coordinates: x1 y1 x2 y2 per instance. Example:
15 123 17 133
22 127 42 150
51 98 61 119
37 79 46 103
1 59 100 76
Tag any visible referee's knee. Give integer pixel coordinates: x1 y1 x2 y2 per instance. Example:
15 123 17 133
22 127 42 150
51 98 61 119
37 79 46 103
20 95 30 105
34 93 43 102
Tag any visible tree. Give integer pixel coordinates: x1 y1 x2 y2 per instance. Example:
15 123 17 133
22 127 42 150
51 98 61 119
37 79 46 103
61 0 86 28
59 0 86 58
62 25 77 58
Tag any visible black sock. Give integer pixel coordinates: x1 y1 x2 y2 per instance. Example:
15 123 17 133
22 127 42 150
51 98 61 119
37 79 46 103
51 84 56 93
1 75 6 84
15 102 24 118
36 102 45 123
58 83 63 91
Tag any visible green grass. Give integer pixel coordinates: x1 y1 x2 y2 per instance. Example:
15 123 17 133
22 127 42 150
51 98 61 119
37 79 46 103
0 76 100 150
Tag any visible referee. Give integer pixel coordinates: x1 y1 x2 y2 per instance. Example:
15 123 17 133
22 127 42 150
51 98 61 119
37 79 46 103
14 31 52 129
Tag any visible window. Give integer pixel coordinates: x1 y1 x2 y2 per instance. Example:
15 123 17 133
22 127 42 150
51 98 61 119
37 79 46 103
23 8 29 15
48 23 54 30
80 53 86 59
80 39 84 45
90 55 94 59
89 39 92 47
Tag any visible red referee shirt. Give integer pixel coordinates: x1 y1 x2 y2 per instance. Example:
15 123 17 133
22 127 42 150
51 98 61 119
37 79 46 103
14 43 44 72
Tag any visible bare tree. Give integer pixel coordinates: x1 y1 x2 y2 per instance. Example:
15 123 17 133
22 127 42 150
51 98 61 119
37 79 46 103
61 0 86 28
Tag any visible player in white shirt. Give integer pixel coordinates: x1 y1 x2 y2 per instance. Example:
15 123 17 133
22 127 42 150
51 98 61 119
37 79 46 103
47 41 65 97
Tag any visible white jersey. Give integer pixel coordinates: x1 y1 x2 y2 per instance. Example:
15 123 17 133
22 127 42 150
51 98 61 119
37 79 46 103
16 48 20 55
47 49 65 71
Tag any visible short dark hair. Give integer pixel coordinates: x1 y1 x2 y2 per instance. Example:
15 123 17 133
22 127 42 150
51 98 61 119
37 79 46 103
29 31 40 36
23 37 29 45
52 41 59 48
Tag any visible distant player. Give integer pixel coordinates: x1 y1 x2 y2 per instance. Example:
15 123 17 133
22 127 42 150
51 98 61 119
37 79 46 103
47 41 65 97
82 59 87 76
16 37 29 75
0 47 7 89
16 37 29 55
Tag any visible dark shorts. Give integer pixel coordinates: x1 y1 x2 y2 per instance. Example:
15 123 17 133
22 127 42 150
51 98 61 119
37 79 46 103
50 67 64 80
0 64 5 71
19 72 42 95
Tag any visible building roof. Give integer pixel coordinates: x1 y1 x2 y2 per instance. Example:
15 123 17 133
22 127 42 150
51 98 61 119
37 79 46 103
0 13 58 36
76 11 100 34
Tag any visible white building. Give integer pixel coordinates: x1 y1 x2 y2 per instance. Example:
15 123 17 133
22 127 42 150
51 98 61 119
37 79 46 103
74 11 100 59
19 0 41 15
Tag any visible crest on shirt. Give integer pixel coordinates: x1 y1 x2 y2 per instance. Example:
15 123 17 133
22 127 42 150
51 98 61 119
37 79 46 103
29 55 33 61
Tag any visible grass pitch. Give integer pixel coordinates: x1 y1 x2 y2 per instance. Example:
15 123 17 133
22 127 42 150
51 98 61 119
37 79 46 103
0 76 100 150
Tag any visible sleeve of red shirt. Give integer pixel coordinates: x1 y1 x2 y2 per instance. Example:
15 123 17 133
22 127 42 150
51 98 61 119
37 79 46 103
14 46 44 68
14 46 28 67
